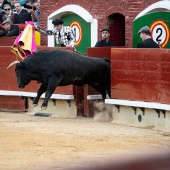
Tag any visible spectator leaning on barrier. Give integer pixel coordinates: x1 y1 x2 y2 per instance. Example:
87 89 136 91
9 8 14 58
0 19 19 37
95 28 115 47
14 2 31 23
137 26 160 48
34 18 75 47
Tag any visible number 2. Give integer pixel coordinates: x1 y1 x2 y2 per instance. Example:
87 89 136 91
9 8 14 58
156 28 162 44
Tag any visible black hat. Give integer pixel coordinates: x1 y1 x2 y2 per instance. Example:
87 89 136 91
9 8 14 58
52 18 64 26
138 26 151 34
101 28 110 33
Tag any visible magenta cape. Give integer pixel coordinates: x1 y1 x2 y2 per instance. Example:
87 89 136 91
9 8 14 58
11 21 37 60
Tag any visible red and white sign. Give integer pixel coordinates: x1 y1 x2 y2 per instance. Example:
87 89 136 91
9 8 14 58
150 20 169 48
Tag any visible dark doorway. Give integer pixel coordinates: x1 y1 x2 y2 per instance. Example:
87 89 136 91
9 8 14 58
108 13 125 46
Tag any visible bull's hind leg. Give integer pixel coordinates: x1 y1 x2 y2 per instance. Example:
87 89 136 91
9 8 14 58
90 84 106 101
33 84 47 107
106 86 111 98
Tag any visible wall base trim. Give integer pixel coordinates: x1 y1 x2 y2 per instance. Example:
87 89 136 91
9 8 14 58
105 99 170 111
0 90 74 100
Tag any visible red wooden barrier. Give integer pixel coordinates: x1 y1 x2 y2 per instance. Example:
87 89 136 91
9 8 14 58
111 48 170 104
0 36 18 46
0 46 78 112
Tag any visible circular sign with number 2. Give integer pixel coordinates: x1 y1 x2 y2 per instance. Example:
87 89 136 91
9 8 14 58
150 20 169 48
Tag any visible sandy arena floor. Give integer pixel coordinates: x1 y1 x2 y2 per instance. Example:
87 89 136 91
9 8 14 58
0 111 170 170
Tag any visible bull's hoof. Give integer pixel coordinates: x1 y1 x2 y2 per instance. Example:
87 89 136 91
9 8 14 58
41 106 47 110
32 104 38 108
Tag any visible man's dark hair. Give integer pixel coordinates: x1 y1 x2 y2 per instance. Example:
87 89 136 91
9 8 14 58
52 18 64 26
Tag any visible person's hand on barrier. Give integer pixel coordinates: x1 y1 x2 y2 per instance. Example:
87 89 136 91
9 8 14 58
66 45 71 47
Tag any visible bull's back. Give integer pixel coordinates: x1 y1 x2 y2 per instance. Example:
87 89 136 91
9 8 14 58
26 50 86 65
25 50 110 70
24 50 110 84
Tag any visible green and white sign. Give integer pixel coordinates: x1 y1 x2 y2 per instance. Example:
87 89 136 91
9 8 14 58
133 11 170 48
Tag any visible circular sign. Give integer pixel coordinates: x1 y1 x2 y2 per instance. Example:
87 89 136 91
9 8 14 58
150 20 169 48
70 21 82 46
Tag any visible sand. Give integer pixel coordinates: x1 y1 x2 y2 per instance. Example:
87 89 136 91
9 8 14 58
0 111 170 170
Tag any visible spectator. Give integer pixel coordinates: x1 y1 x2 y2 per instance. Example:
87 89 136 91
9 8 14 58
25 0 31 5
137 26 159 48
0 0 6 23
23 0 36 11
2 4 16 23
27 1 40 24
0 19 19 37
32 1 40 24
95 28 115 47
14 2 31 23
11 0 18 11
1 0 11 8
34 18 76 47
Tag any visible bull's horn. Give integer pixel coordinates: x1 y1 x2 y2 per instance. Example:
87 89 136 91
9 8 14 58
7 61 20 69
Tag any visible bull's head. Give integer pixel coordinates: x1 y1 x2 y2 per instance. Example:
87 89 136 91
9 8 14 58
7 61 31 88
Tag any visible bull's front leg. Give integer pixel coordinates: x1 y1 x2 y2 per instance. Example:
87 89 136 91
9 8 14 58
33 84 47 107
41 76 62 110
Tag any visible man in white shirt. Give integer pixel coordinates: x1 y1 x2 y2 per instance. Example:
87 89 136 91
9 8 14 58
34 18 75 47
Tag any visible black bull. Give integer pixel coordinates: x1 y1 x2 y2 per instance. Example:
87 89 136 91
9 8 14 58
7 50 111 109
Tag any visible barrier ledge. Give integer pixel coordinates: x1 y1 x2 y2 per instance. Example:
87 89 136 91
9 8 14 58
87 95 110 100
0 90 74 100
105 99 170 111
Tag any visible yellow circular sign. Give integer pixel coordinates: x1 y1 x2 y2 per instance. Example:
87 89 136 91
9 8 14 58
150 20 169 48
70 21 82 46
